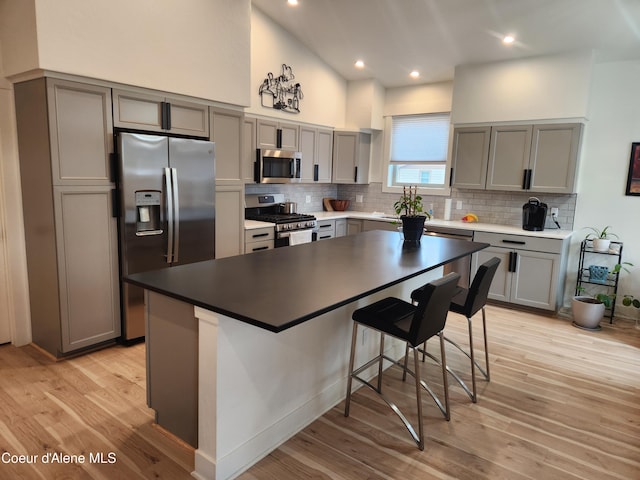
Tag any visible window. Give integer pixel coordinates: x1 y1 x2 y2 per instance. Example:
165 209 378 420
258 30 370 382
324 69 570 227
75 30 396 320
387 112 450 189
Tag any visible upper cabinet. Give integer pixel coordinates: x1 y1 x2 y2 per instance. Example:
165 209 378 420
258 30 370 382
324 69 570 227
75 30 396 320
256 118 299 150
452 122 583 193
112 89 209 137
332 131 371 184
450 126 490 189
299 126 333 183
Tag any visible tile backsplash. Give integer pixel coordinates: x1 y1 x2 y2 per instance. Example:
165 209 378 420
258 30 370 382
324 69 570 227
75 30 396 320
244 182 576 230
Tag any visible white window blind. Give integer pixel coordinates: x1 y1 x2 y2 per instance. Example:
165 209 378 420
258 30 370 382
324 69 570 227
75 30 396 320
390 113 450 163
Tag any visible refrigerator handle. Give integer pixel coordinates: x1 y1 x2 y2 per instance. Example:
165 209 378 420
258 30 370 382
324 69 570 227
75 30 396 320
171 167 180 263
164 167 174 263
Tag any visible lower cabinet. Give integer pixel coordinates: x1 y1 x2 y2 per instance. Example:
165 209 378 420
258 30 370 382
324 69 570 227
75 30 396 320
335 219 347 237
53 187 121 352
347 219 363 235
245 227 274 253
472 232 567 311
316 219 335 240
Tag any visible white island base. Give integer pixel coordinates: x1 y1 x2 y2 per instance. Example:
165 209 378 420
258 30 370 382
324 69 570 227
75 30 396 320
146 270 440 480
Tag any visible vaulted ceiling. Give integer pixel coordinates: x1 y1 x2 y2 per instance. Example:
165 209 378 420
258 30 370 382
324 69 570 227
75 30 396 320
252 0 640 87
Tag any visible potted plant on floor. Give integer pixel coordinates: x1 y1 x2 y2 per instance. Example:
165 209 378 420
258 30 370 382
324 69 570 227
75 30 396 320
622 295 640 328
394 186 431 243
573 262 633 330
585 225 618 252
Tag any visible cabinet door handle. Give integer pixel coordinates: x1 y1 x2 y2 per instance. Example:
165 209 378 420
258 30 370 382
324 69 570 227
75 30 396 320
111 189 119 218
354 166 358 183
165 102 171 130
527 169 533 189
314 164 319 182
276 129 282 148
449 167 454 187
502 239 526 245
509 251 518 272
522 169 528 189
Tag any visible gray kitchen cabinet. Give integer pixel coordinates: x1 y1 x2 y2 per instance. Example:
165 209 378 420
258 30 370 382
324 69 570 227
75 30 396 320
209 107 244 258
528 123 582 193
316 219 335 240
299 126 334 183
335 219 347 237
256 118 299 150
346 219 363 235
332 131 371 184
454 123 582 193
112 89 209 137
486 125 533 191
14 77 121 356
472 231 567 311
53 187 121 351
451 126 491 189
245 226 275 253
242 116 257 183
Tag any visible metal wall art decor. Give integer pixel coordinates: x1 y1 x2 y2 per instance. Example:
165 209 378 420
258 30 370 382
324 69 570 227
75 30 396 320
625 142 640 196
259 64 303 113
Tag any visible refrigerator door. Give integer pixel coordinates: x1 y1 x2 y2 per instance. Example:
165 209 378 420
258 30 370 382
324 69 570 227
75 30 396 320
168 137 215 266
119 133 170 340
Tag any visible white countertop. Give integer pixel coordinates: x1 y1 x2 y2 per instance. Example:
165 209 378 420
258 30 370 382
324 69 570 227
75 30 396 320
246 210 574 240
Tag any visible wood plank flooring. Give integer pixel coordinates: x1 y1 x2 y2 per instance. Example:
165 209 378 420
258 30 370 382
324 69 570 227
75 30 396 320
0 305 638 479
239 306 640 480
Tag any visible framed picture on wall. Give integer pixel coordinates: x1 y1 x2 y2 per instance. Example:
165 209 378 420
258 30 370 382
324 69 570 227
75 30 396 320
626 142 640 196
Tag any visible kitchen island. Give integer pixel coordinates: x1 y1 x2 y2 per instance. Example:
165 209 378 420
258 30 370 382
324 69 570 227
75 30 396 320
125 230 488 480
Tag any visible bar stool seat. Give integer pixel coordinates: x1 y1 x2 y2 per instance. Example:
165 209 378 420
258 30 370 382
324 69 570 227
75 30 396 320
410 257 501 403
344 272 460 450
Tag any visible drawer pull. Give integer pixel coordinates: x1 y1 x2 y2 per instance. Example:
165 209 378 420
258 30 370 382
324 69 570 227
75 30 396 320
252 233 269 238
502 239 526 245
319 224 332 229
253 246 269 251
320 235 332 239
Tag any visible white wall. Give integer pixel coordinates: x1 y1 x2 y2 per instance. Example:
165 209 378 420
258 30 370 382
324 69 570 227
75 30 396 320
248 8 346 127
569 59 640 318
0 40 31 346
1 0 251 106
384 81 453 117
452 51 593 124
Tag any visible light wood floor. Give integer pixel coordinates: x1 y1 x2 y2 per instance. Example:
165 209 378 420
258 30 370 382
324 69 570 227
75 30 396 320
0 306 638 479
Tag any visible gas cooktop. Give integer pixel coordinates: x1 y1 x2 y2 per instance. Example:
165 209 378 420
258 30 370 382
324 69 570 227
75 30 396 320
245 213 316 224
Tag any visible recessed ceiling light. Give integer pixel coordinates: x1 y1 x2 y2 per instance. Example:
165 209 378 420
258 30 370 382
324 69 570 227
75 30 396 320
410 70 420 79
502 34 515 45
287 0 299 6
354 60 365 69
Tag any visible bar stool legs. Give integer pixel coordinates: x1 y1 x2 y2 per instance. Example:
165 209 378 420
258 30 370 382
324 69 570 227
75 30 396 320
344 325 451 450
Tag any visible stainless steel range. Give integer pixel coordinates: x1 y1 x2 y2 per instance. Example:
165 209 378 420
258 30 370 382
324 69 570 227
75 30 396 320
245 194 316 247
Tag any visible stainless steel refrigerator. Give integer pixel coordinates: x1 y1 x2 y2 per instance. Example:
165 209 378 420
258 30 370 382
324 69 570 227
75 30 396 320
117 132 215 341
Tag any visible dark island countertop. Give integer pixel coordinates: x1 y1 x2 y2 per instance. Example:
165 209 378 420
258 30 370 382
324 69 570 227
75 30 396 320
125 230 489 332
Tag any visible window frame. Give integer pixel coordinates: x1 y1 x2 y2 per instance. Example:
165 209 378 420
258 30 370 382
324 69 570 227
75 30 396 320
382 113 453 196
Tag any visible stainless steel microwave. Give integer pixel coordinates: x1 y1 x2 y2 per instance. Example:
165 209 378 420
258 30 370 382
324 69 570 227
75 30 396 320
255 149 302 183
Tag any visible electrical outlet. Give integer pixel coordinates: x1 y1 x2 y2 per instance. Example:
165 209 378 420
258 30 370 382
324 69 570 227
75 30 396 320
305 195 311 204
456 201 463 210
356 194 363 203
551 207 559 216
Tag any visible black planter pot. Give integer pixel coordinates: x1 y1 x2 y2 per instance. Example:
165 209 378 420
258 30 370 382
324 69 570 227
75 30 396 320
401 215 426 243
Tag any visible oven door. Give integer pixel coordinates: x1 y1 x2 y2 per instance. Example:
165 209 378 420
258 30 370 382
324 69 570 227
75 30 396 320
276 229 314 247
256 149 302 183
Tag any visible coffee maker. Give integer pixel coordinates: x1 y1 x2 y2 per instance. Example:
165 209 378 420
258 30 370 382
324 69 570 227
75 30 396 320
522 197 547 231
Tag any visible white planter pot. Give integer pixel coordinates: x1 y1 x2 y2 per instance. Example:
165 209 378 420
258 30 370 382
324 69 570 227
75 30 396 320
572 296 605 330
592 238 611 252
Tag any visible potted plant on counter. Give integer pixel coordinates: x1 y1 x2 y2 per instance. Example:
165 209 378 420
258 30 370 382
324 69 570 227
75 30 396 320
394 186 431 243
585 225 618 252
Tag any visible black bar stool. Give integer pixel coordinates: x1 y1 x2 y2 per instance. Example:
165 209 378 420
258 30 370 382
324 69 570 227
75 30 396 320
410 257 501 403
344 272 460 450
